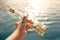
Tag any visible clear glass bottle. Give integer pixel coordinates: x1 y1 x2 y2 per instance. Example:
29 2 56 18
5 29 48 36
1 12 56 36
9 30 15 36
8 8 47 36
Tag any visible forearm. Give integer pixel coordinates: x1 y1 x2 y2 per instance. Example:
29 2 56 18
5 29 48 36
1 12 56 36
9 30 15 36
5 29 23 40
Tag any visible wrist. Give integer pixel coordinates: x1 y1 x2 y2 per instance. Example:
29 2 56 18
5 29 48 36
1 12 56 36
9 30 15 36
15 29 25 39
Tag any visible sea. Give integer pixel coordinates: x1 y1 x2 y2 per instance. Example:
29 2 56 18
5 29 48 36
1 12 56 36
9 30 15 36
0 0 60 40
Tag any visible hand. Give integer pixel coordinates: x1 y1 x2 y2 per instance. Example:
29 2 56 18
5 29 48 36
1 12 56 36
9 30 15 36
6 16 33 40
16 16 33 38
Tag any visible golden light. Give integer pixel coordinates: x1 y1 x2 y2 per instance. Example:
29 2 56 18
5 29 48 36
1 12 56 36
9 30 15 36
5 0 49 23
4 0 49 36
5 0 49 25
28 0 48 14
26 0 48 23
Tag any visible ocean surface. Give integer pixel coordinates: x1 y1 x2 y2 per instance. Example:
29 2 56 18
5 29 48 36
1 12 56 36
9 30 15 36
0 0 60 40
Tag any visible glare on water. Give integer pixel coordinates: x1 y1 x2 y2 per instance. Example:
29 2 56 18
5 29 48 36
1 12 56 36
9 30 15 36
4 0 49 36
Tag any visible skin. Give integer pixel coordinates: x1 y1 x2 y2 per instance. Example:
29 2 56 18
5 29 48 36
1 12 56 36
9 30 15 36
6 16 33 40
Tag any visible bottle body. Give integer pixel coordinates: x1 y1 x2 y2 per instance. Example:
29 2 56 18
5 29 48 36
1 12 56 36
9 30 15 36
32 25 47 36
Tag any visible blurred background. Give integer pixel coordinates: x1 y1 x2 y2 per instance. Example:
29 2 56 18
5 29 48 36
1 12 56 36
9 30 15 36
0 0 60 40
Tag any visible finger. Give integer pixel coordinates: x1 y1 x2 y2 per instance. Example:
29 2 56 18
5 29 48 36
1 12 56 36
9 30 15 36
23 16 28 21
27 20 33 24
29 20 33 24
21 16 28 25
22 16 33 24
16 21 21 29
25 23 33 30
25 24 31 30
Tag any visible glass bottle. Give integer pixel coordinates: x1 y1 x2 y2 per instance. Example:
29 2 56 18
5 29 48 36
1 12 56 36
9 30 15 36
8 8 47 36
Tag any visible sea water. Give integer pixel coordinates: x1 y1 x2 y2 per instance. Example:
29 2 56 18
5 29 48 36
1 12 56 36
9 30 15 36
0 0 60 40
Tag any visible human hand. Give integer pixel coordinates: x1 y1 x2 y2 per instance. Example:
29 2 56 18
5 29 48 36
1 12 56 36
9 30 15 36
16 16 33 38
